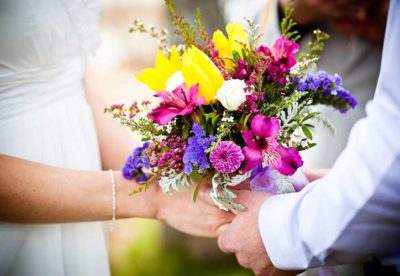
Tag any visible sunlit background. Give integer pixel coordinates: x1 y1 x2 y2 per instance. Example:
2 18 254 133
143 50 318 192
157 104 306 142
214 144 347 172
85 0 251 275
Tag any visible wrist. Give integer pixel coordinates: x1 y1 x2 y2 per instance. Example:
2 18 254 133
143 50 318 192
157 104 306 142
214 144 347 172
115 172 160 219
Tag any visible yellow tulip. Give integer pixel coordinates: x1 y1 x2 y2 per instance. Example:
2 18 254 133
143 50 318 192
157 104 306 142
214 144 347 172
136 46 181 92
181 46 224 104
212 22 249 68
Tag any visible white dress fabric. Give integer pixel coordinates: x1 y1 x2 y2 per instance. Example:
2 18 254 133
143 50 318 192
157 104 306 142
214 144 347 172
0 1 110 275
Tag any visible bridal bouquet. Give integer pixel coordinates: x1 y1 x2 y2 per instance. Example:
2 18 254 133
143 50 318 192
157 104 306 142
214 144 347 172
106 0 357 210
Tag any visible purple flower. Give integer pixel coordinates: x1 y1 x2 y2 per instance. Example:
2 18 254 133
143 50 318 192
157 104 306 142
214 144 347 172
148 83 204 125
122 142 151 182
294 71 357 113
241 114 303 176
232 59 252 80
210 141 244 173
270 36 298 70
183 123 215 174
257 36 299 84
250 166 278 194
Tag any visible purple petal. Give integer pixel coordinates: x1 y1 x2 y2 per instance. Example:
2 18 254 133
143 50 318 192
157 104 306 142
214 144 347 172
250 166 278 194
241 146 262 173
274 146 304 176
148 107 180 125
242 130 259 148
154 91 173 103
251 115 280 139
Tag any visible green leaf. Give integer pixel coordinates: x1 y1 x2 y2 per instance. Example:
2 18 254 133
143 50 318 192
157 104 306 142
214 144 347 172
232 50 241 62
298 142 317 151
243 113 252 126
192 181 202 202
301 112 320 123
302 126 313 140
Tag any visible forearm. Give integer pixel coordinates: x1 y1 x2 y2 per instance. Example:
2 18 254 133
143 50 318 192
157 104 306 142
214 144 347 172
259 101 400 268
84 78 140 170
0 154 158 223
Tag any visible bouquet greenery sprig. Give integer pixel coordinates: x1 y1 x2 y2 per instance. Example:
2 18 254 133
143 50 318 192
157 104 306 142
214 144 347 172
106 0 357 211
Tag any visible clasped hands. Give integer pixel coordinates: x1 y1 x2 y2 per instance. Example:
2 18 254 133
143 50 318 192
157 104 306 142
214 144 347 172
156 182 299 276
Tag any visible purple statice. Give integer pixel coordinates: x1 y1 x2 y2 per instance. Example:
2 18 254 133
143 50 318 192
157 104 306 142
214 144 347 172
122 142 151 182
183 123 215 175
210 141 244 173
294 71 357 113
149 135 188 173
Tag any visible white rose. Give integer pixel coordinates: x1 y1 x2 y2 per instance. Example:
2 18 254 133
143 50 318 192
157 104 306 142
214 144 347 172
215 79 248 111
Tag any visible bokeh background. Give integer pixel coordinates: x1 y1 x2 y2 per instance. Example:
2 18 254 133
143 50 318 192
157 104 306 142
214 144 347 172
86 0 251 275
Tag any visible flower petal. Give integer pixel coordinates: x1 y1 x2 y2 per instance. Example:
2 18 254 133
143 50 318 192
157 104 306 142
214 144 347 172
274 146 304 176
242 130 259 148
148 106 180 125
250 166 278 194
251 115 280 139
241 146 263 173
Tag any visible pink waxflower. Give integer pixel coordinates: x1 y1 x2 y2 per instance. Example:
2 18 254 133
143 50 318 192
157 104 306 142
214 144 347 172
148 83 204 125
210 141 244 173
241 114 303 176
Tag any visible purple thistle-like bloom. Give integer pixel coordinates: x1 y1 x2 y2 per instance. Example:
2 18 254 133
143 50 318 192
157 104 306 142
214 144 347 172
122 142 151 182
183 123 215 175
210 141 244 173
294 71 357 113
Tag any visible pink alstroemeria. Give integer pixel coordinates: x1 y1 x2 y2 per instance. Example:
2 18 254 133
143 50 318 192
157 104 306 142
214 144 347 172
257 36 299 84
241 114 303 176
148 83 204 125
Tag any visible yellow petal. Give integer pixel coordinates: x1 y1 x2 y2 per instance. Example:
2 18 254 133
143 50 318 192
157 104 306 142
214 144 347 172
155 50 176 76
135 68 168 92
169 45 181 71
182 46 224 104
226 22 249 55
136 49 182 92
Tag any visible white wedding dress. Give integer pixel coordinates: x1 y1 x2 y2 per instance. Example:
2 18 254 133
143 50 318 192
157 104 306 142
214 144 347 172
0 1 110 275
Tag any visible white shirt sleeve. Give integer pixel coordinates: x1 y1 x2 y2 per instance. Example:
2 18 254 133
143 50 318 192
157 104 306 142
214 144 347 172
258 0 400 270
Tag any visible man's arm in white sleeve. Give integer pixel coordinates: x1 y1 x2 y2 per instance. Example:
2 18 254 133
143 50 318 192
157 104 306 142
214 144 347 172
258 1 400 270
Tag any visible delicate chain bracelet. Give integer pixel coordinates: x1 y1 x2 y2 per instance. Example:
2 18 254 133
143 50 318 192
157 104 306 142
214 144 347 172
109 169 116 231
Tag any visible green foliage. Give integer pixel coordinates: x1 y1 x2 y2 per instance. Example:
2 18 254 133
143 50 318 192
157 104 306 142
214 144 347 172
280 2 301 42
245 18 262 48
164 0 210 49
298 29 330 62
129 19 169 53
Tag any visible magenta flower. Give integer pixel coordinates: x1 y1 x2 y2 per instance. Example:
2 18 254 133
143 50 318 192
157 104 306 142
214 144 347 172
241 114 303 176
270 36 298 69
210 141 244 173
148 83 204 125
257 36 299 84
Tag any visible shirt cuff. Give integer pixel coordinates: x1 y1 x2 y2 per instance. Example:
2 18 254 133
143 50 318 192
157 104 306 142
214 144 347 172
258 187 315 270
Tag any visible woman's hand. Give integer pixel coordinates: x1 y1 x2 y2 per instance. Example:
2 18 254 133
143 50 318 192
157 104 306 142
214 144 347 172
155 184 234 238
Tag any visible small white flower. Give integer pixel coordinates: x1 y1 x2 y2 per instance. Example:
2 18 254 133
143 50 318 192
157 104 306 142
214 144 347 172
215 79 248 111
166 71 184 92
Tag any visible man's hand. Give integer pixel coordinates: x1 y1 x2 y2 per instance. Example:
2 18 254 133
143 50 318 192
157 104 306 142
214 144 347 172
217 190 300 276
